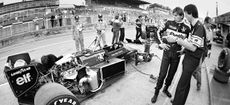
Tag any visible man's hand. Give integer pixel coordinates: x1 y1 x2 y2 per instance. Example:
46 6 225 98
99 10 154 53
176 37 184 45
177 47 185 57
158 43 170 50
166 35 177 43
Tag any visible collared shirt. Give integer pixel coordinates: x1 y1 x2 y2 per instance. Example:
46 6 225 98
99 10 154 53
73 21 83 32
185 20 206 59
159 20 191 52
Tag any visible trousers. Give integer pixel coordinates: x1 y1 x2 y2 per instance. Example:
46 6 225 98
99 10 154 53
172 54 200 105
73 31 84 52
155 51 180 90
119 28 125 42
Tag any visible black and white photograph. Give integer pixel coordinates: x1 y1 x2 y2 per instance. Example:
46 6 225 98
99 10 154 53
0 0 230 105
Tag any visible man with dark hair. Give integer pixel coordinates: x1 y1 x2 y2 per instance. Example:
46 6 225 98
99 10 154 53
151 7 190 103
50 15 55 27
111 15 122 44
192 16 213 91
58 13 63 26
172 4 207 105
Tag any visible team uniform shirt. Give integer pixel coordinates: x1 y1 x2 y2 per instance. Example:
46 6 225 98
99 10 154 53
159 20 191 51
185 20 206 59
95 20 107 31
73 22 84 32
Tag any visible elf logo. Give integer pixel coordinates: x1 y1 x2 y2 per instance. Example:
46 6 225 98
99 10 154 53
16 73 31 85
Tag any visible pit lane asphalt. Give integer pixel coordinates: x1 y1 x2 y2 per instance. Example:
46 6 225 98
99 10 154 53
0 26 210 105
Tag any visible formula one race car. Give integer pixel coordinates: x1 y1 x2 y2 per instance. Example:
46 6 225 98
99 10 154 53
4 43 135 105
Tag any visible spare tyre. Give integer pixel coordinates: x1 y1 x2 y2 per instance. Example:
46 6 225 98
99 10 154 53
34 83 80 105
217 48 230 72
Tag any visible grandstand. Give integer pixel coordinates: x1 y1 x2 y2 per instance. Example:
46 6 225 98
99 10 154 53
147 3 171 15
0 0 151 48
86 0 150 9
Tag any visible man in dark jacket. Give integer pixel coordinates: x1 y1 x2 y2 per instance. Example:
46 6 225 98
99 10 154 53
151 7 191 103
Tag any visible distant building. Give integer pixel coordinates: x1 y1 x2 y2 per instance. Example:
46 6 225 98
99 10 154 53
215 12 230 26
85 0 150 9
215 12 230 45
146 3 171 15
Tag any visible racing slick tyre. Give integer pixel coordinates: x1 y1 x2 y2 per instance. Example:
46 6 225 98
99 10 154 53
217 48 230 72
213 67 230 83
34 83 80 105
214 48 230 83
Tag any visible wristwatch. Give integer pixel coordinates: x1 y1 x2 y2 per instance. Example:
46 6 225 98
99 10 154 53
158 43 163 50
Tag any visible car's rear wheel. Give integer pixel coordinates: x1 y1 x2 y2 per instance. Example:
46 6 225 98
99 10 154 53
34 82 80 105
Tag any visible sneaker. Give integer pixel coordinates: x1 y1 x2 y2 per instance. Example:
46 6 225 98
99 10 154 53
103 45 108 48
163 89 172 98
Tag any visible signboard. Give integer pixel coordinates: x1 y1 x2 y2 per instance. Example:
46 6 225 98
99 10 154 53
5 65 39 97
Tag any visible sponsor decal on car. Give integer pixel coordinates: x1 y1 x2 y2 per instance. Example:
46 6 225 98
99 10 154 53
5 65 39 97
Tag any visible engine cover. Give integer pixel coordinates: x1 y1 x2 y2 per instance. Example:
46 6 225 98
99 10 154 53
92 58 125 80
79 50 105 66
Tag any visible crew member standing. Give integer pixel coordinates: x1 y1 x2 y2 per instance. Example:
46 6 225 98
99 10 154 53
119 14 126 42
172 4 207 105
151 7 191 103
111 15 122 44
95 14 107 47
192 16 213 91
72 15 84 52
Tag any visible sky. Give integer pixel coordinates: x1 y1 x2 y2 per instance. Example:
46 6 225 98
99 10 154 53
1 0 230 18
144 0 230 18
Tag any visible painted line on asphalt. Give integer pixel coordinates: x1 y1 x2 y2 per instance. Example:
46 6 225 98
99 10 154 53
0 40 71 61
0 83 7 87
204 59 213 105
0 35 94 61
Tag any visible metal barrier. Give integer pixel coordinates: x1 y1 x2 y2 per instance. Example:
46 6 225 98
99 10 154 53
0 13 137 48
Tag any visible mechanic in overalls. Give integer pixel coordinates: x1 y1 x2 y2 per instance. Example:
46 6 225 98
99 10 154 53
151 7 191 103
72 15 84 52
95 14 107 48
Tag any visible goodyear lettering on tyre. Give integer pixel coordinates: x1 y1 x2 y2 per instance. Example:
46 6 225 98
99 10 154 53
47 95 80 105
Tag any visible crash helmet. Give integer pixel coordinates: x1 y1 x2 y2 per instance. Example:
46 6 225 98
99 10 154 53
14 59 27 68
115 15 119 19
98 14 103 18
74 15 79 20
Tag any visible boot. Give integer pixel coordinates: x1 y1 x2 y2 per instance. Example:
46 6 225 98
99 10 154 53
197 83 201 91
163 86 172 98
151 89 159 103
